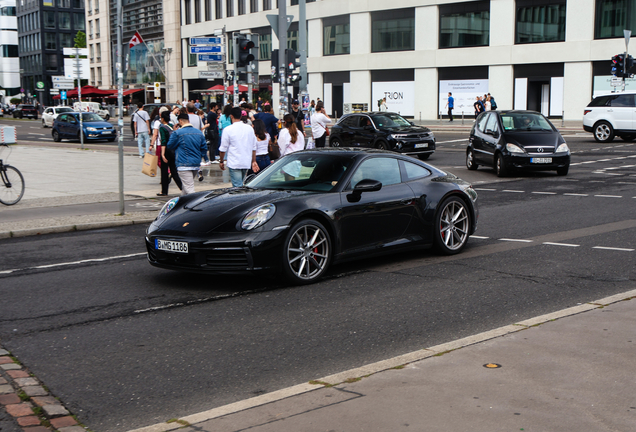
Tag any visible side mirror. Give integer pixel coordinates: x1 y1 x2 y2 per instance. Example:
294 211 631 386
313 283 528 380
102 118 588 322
347 179 382 203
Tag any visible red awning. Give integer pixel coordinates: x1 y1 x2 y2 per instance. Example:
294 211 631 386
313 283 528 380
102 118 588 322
206 84 249 92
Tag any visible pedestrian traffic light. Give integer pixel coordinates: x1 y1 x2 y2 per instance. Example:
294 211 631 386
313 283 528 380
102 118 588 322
612 53 626 77
271 49 279 83
236 36 255 68
286 49 301 72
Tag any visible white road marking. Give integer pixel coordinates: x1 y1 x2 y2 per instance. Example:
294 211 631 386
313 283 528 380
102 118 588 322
474 188 496 191
499 238 533 243
471 235 489 239
594 194 622 198
564 193 588 196
532 191 557 195
502 190 524 193
0 252 146 275
543 242 580 247
436 139 467 144
592 246 634 252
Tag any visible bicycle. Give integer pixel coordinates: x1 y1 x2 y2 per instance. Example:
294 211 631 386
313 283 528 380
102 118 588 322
0 143 25 205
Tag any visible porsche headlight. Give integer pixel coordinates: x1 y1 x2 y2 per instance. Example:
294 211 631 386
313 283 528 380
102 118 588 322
506 143 525 154
158 197 179 219
242 204 276 230
556 143 570 153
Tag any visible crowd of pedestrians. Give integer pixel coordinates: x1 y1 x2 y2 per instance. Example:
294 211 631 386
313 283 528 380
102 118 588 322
443 92 498 122
135 97 331 196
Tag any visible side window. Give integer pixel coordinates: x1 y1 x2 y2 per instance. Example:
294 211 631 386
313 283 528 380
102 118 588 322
45 108 52 114
57 114 66 122
588 96 611 107
485 113 499 133
610 95 635 107
361 116 373 128
343 116 359 128
402 161 431 181
477 113 489 132
350 157 401 189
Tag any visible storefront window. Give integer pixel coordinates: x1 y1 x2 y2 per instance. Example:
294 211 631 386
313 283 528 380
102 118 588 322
439 1 490 48
371 9 415 52
324 16 350 56
516 1 566 43
595 0 636 38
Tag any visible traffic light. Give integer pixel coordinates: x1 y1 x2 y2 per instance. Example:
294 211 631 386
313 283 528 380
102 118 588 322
236 36 255 68
286 49 301 72
271 49 279 83
627 54 634 76
612 53 626 77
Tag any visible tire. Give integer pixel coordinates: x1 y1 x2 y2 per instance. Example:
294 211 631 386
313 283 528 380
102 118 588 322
282 219 332 285
495 153 508 177
466 148 478 170
417 153 431 161
433 196 471 255
593 121 614 143
557 165 569 176
375 140 389 150
620 135 636 142
104 114 110 121
0 165 25 206
330 137 342 148
52 130 61 142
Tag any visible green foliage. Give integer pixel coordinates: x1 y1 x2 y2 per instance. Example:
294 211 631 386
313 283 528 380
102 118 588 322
74 31 86 48
10 97 21 104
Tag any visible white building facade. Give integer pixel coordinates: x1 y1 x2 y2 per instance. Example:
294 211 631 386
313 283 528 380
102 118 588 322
180 0 634 120
0 0 19 100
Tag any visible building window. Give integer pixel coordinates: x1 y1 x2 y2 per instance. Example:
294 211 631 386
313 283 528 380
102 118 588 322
59 12 71 30
94 0 99 13
439 1 490 48
595 0 636 39
46 54 58 71
74 13 85 30
371 9 415 52
251 0 258 12
259 32 271 60
96 43 101 62
2 45 19 57
87 0 92 13
185 0 192 24
188 42 197 66
89 20 93 38
45 32 56 49
195 0 201 22
90 44 94 62
226 0 233 17
57 0 71 8
44 11 55 29
263 0 270 11
516 0 566 43
95 18 100 37
215 0 222 18
73 0 82 8
60 33 72 48
97 67 102 85
323 15 350 55
238 0 245 15
90 67 95 85
1 5 16 15
205 0 211 20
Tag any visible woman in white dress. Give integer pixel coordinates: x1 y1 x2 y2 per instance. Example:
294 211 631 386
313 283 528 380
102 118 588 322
278 114 305 180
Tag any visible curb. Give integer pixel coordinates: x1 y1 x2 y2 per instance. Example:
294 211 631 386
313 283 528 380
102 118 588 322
126 288 636 432
0 218 156 240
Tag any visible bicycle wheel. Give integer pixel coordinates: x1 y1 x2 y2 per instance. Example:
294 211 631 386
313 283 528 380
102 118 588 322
0 165 25 205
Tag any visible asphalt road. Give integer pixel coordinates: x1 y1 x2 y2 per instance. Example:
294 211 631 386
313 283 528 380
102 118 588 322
1 131 635 431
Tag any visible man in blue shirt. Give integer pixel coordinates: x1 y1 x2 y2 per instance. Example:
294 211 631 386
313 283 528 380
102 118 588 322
445 92 454 122
254 104 279 141
167 112 208 195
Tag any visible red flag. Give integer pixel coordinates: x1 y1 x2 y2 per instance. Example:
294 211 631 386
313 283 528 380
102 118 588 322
129 31 143 49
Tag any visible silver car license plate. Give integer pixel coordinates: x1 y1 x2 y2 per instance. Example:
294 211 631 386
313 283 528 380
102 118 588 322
414 143 428 148
531 158 552 163
155 239 188 253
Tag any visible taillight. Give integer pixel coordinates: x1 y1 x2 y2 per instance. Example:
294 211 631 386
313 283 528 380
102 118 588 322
584 110 592 115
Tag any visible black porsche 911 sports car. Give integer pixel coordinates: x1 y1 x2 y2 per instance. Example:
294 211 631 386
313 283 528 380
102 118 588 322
146 148 479 284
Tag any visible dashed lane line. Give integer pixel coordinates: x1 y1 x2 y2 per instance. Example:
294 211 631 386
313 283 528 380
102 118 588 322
436 139 468 144
592 246 635 252
594 194 623 198
499 238 533 243
542 242 580 247
531 191 557 195
0 252 146 275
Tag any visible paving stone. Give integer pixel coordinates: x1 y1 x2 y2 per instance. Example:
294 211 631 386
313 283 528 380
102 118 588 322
22 386 47 397
21 427 51 432
42 404 69 417
14 378 38 387
49 416 77 429
5 403 33 417
17 416 40 427
0 384 14 394
0 393 21 405
0 349 9 356
7 370 29 379
1 363 21 370
0 377 7 384
30 396 57 407
57 427 86 432
0 356 14 364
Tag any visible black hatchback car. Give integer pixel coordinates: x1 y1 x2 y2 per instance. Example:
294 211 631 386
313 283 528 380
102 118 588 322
467 110 570 177
13 104 38 119
329 112 436 160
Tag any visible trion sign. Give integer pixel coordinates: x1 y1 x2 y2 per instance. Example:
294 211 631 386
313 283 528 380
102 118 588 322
371 82 415 116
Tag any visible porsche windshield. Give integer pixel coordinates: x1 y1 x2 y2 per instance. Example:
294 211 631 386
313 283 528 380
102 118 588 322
370 113 412 129
245 153 354 192
500 113 553 131
81 113 104 122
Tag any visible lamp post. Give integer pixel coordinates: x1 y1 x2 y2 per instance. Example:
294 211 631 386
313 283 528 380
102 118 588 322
162 47 172 103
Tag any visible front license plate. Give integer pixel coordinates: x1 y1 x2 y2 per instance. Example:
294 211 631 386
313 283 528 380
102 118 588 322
155 239 189 253
102 130 112 134
531 158 552 164
414 143 429 148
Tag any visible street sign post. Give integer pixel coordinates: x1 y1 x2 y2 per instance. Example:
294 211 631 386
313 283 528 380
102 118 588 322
190 46 222 54
53 82 75 89
190 37 222 45
199 71 223 79
198 54 224 62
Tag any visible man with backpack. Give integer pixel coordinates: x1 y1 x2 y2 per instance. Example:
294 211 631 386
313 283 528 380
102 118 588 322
157 111 182 196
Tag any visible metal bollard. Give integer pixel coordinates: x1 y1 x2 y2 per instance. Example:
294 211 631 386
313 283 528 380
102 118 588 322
462 111 464 125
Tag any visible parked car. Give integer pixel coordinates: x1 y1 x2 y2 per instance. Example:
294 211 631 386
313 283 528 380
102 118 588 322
73 101 110 120
146 148 478 284
329 112 436 160
12 104 38 119
583 91 636 143
52 112 117 142
467 110 570 177
42 106 74 128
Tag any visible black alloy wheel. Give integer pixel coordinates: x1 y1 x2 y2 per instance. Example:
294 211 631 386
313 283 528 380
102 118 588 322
52 130 61 142
433 196 471 255
282 219 332 284
375 140 389 150
495 153 508 177
593 121 614 143
329 137 342 148
466 149 478 170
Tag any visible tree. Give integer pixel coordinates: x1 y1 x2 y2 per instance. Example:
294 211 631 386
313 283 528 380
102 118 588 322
74 31 86 49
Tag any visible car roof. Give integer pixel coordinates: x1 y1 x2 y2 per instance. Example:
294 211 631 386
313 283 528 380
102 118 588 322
592 91 636 98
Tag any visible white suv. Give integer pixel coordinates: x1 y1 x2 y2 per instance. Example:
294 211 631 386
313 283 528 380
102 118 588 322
583 91 636 143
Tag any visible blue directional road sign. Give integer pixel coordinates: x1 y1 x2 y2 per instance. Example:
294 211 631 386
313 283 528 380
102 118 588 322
190 37 222 45
190 45 222 54
198 54 224 62
61 90 67 100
